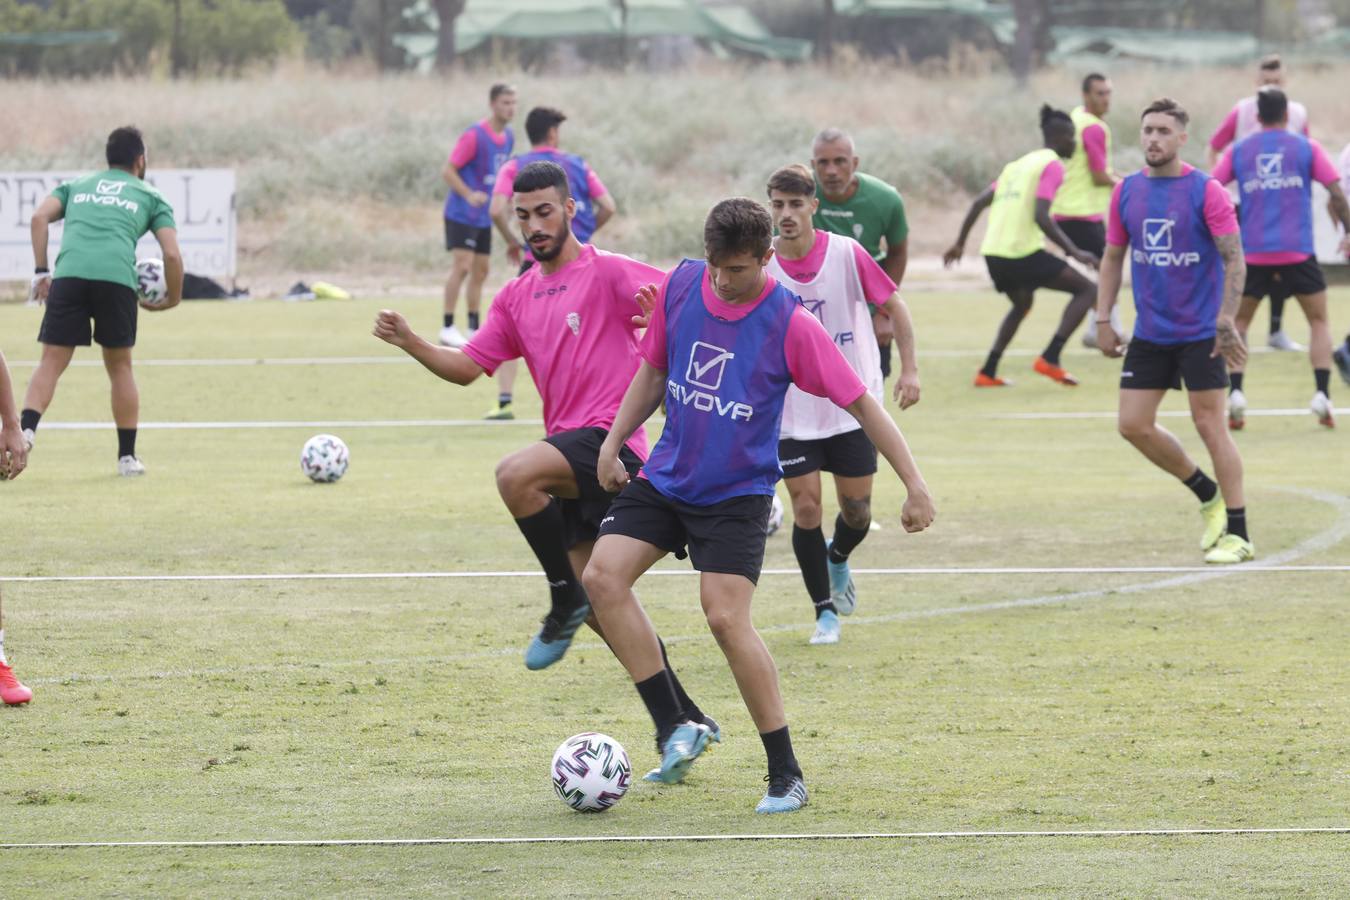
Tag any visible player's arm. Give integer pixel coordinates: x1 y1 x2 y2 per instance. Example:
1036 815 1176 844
881 291 919 409
150 226 185 310
0 350 27 481
1035 199 1097 267
372 309 485 385
591 192 617 235
1083 124 1115 187
489 193 522 267
1095 243 1127 357
596 360 666 493
29 195 64 303
942 186 993 266
1212 232 1247 369
443 164 485 206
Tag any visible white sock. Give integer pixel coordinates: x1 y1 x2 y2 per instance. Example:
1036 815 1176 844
0 628 6 664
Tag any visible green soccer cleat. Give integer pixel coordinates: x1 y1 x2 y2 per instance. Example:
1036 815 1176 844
484 403 515 421
1204 533 1255 565
1198 496 1226 551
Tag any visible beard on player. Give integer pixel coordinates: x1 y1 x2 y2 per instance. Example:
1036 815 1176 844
527 218 572 262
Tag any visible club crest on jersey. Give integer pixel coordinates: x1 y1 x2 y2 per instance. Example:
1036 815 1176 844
1134 217 1199 267
669 341 753 421
566 311 581 335
1243 153 1304 192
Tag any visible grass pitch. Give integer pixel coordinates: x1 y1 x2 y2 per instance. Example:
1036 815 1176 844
2 287 1348 897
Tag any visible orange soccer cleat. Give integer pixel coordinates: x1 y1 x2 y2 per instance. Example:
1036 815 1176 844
1033 356 1079 386
974 372 1012 387
0 661 32 705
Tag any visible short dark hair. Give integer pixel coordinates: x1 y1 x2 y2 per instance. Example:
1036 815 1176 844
1256 86 1288 125
1259 53 1282 72
106 126 145 168
1140 97 1189 128
1082 72 1108 93
514 160 570 201
766 163 815 198
489 83 515 102
525 106 566 145
704 198 772 264
1039 104 1073 139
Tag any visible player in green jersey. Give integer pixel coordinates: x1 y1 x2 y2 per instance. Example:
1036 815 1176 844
22 127 183 476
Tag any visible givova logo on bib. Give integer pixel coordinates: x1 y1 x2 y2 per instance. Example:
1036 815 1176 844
1133 217 1199 267
1243 152 1305 192
668 341 753 421
71 178 140 213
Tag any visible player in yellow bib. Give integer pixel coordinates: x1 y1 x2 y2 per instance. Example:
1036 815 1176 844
944 106 1100 387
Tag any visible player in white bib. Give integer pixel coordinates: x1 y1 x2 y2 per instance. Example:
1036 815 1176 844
765 164 921 645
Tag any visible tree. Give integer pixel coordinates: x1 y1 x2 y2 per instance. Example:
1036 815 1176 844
818 0 835 64
431 0 464 71
1009 0 1051 84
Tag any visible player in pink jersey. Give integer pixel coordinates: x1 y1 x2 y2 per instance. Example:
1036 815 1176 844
765 163 920 645
373 162 717 740
0 352 32 704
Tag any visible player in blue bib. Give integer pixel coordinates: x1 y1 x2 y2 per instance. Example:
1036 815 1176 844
581 199 935 813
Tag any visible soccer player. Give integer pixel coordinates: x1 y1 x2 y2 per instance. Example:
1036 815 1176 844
765 163 920 645
1096 98 1253 564
1051 73 1124 348
943 106 1100 387
485 107 617 421
373 162 715 738
1 352 32 704
1212 88 1350 430
1332 143 1350 387
22 126 183 475
810 128 912 390
1208 54 1312 352
439 83 516 349
582 198 935 813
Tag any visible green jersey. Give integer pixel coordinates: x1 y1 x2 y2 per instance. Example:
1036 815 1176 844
813 171 908 262
51 169 176 290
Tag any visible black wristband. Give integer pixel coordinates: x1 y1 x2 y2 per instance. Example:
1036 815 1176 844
35 267 49 274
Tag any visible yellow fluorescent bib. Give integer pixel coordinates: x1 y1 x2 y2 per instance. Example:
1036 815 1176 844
1052 106 1113 218
980 147 1060 259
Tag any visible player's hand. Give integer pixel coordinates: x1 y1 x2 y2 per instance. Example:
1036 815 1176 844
1212 318 1247 369
1097 322 1125 358
467 190 489 207
872 309 894 346
0 425 28 481
28 274 51 305
941 244 963 268
373 309 415 349
900 487 935 533
597 452 629 494
1072 249 1100 269
506 243 522 268
631 283 659 327
893 369 921 410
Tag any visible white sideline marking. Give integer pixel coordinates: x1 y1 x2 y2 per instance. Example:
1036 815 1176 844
4 564 1349 584
3 827 1349 850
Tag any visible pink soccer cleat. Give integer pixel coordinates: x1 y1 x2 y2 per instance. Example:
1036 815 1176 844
0 661 33 705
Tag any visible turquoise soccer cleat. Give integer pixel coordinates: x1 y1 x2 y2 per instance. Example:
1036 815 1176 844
756 774 809 814
825 539 857 615
523 603 590 671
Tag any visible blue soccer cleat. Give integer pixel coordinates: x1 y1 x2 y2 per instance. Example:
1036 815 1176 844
809 609 840 645
653 721 713 785
644 714 721 782
523 603 590 671
756 774 809 814
825 539 857 615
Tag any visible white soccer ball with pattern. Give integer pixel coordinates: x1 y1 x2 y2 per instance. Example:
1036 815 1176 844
135 258 168 307
551 732 631 812
300 434 349 483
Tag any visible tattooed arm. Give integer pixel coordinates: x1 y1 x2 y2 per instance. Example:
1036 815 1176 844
1211 231 1247 370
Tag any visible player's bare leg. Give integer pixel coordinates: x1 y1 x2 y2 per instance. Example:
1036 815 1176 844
1190 387 1253 562
466 253 489 321
103 346 142 474
20 343 76 448
977 288 1032 386
487 359 519 420
441 248 475 346
785 471 837 639
1118 388 1194 479
1296 291 1336 427
1034 267 1096 386
1226 296 1260 429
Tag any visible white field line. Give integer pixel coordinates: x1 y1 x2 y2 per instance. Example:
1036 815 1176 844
31 405 1347 430
18 488 1349 687
3 827 1349 850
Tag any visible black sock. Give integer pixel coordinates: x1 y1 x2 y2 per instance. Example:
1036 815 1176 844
443 314 454 329
1229 372 1244 393
1315 368 1330 397
468 312 480 331
980 350 1002 379
20 409 40 433
659 637 703 724
636 669 685 746
759 725 802 779
1226 507 1248 541
1182 467 1218 504
498 393 512 409
792 525 833 618
1041 335 1068 366
1270 296 1284 333
514 501 583 619
117 428 136 458
829 513 870 563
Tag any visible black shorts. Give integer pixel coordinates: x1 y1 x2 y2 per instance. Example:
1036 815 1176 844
543 427 643 549
444 218 492 254
984 251 1068 295
38 277 138 348
598 477 772 584
1120 337 1228 392
779 428 878 480
1056 219 1106 258
1243 258 1325 300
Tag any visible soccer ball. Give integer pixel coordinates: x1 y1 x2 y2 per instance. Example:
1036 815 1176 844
551 732 631 812
135 258 168 307
300 434 349 483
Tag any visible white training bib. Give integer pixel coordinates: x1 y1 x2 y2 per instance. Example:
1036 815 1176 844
770 231 884 441
1232 95 1309 143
